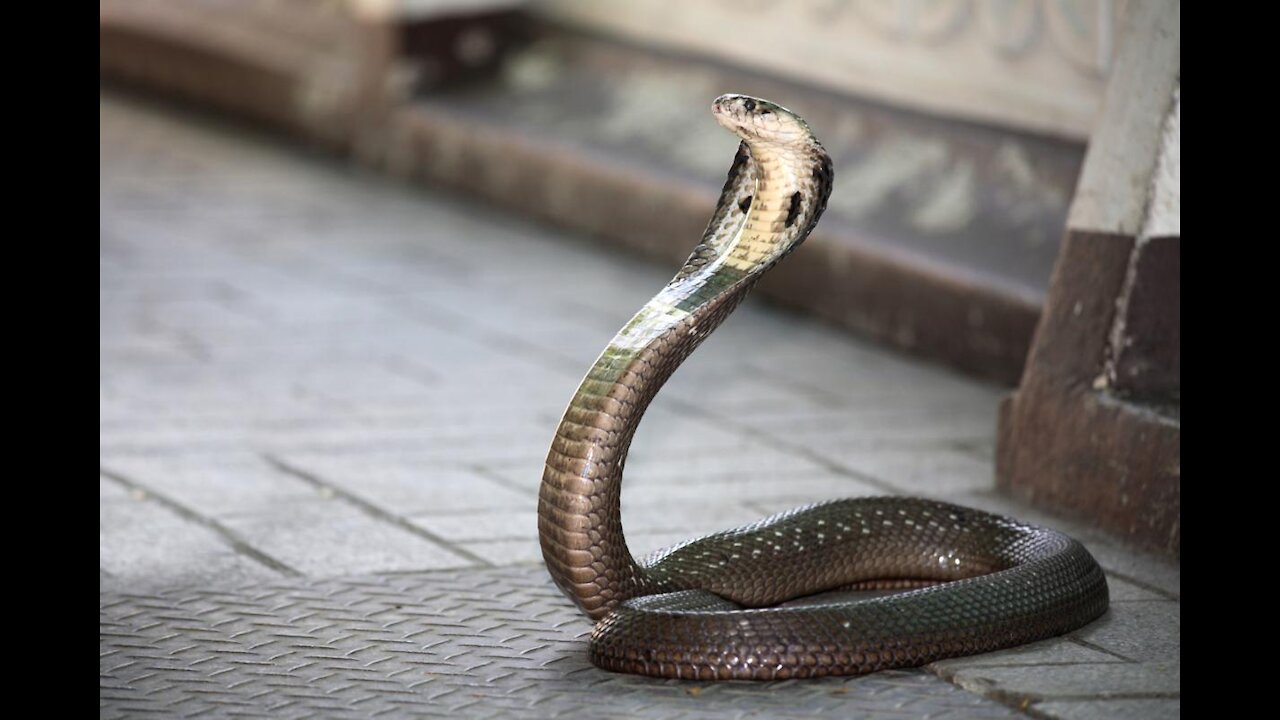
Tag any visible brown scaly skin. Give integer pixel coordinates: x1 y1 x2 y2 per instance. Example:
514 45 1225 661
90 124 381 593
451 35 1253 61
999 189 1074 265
537 94 1108 680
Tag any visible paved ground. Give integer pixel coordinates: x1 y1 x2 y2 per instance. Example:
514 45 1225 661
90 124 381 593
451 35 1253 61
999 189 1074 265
100 90 1179 718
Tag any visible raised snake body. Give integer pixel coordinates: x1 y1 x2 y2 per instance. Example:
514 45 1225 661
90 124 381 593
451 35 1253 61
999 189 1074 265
537 94 1109 680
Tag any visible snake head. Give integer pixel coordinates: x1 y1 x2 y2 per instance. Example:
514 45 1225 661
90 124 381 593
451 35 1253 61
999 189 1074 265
712 94 814 148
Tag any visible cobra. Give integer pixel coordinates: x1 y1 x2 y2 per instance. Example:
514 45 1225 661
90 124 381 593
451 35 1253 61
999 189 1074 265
537 94 1109 680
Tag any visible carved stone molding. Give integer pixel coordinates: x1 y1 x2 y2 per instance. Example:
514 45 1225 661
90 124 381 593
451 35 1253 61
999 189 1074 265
535 0 1127 138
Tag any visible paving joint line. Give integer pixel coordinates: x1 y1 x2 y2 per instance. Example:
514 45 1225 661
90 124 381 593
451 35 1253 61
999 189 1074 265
262 453 494 568
1101 569 1179 601
664 396 906 496
392 296 582 379
467 464 539 499
171 328 212 362
740 361 857 409
948 439 998 461
382 355 440 388
1066 636 1137 663
100 466 301 577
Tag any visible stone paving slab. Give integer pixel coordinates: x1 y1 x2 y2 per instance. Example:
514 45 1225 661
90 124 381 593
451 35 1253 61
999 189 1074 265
100 89 1178 718
100 482 284 593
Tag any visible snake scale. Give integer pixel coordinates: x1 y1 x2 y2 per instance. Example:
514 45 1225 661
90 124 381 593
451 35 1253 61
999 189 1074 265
538 94 1109 680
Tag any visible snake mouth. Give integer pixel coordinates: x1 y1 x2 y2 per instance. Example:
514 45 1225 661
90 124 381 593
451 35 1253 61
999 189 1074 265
710 94 737 116
710 93 756 130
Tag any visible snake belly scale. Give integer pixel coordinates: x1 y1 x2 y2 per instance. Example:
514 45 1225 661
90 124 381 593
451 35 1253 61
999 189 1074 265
537 94 1109 680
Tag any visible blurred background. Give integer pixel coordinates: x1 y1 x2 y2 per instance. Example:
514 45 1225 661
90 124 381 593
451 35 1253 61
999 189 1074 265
101 0 1179 570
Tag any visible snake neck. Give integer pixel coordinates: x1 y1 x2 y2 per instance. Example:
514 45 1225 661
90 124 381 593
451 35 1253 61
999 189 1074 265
539 137 833 621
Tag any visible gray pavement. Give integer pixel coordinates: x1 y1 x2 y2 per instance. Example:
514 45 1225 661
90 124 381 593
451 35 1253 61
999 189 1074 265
100 90 1179 718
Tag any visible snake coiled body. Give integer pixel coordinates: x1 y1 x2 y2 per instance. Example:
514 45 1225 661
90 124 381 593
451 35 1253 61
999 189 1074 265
538 94 1109 680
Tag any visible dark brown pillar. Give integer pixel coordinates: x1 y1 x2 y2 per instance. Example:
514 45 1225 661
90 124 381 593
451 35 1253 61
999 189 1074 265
996 1 1180 557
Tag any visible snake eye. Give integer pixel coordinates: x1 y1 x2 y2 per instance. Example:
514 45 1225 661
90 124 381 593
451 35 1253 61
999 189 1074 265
743 99 756 112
